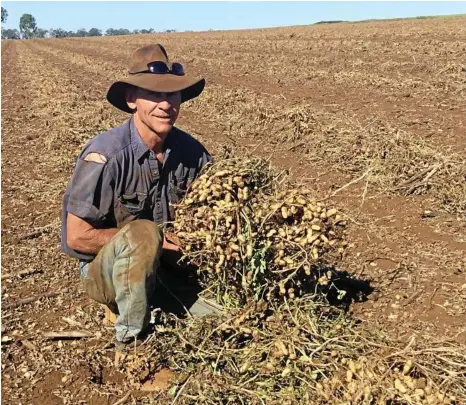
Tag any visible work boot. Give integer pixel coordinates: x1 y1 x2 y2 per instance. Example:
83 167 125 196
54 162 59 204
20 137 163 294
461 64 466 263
188 296 223 317
114 336 146 351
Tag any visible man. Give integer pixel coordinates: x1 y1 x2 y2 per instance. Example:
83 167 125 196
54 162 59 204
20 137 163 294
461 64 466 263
61 44 212 348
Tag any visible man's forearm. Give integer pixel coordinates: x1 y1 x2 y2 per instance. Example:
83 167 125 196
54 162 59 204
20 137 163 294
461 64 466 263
69 227 119 254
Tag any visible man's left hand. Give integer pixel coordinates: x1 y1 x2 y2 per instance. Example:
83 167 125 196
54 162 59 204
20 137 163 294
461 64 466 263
163 232 181 252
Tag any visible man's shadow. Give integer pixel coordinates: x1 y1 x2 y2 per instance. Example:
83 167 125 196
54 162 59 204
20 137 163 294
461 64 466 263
149 250 204 317
149 253 374 318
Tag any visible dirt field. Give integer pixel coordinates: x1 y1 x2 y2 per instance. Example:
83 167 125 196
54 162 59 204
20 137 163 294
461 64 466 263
2 16 465 404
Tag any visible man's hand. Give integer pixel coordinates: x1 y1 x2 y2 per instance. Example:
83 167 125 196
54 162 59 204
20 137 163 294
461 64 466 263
163 232 181 252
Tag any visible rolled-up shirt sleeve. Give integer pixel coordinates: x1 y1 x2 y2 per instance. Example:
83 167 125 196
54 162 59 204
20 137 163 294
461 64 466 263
66 155 115 228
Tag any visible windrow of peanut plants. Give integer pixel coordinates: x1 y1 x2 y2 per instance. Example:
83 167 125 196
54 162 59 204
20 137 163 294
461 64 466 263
27 39 466 215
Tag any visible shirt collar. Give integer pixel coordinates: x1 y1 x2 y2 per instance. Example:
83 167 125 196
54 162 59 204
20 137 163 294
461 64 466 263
130 117 150 161
129 116 180 163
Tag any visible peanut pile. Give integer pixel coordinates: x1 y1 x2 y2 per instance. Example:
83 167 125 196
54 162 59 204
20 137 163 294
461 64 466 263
173 158 348 306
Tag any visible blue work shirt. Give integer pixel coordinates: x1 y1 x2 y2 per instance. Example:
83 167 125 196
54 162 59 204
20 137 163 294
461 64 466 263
61 117 211 262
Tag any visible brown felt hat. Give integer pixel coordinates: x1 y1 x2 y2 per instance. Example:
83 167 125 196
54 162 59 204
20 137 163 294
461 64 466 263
107 44 205 113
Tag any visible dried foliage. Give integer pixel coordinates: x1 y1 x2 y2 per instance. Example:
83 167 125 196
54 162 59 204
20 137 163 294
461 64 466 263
120 297 466 405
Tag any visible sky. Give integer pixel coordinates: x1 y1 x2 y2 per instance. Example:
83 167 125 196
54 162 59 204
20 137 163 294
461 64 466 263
2 1 466 33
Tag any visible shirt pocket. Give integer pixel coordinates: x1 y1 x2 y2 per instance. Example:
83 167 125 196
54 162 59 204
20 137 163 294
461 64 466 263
118 192 147 213
115 192 148 227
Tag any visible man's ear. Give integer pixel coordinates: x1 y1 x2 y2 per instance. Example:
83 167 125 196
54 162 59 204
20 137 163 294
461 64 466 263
125 87 137 111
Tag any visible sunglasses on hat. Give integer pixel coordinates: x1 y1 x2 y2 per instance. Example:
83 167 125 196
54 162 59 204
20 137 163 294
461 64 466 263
130 61 185 76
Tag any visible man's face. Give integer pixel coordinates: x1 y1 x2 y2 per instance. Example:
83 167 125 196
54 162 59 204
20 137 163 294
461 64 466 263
126 88 182 138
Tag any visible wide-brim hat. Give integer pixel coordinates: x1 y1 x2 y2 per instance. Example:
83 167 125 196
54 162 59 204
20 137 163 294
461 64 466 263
107 44 205 113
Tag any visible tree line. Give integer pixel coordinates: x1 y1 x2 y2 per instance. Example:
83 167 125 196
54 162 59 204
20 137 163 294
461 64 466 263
1 8 176 40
